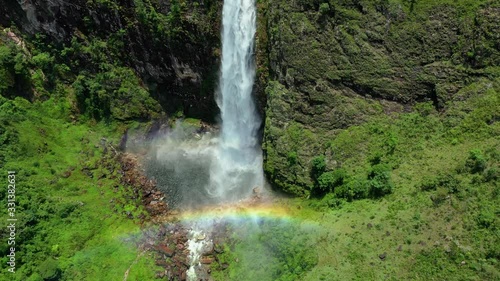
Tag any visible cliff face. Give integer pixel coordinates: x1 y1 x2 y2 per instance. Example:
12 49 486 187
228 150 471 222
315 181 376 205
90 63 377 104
260 0 500 196
2 0 497 196
0 0 222 120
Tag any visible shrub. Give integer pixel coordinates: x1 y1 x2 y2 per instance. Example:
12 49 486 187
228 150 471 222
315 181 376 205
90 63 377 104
368 150 383 165
0 67 14 91
484 167 499 182
431 187 449 206
419 176 438 191
477 208 496 229
419 174 461 194
384 132 399 154
317 168 347 192
414 101 435 116
38 258 60 280
72 68 160 120
319 3 330 15
31 52 54 70
323 193 345 209
465 149 487 174
287 151 298 166
311 155 326 180
368 164 393 198
335 178 370 201
438 174 461 194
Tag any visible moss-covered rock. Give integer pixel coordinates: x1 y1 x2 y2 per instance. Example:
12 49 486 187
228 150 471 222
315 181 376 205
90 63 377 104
260 0 500 196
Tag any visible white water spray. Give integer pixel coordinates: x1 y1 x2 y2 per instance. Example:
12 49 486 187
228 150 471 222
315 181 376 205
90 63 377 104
207 0 263 201
186 228 208 280
186 0 262 279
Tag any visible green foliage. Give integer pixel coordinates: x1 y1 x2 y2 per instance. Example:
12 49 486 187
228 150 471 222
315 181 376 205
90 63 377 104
368 163 393 198
414 101 436 117
38 258 60 280
419 173 461 193
311 156 326 180
0 45 15 93
318 193 345 209
287 151 298 166
430 187 450 205
418 176 438 191
476 207 496 229
0 96 159 280
0 43 31 97
73 68 160 121
213 219 318 281
319 3 330 15
334 177 369 201
317 169 347 192
31 52 54 70
134 0 185 39
465 149 487 174
484 167 499 182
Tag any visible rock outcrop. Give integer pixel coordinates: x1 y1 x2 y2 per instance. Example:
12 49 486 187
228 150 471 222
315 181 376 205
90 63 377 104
0 0 222 120
259 0 500 195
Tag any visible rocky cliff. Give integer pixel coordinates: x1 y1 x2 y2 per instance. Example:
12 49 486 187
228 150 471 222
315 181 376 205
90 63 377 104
2 0 497 196
259 0 500 196
0 0 222 120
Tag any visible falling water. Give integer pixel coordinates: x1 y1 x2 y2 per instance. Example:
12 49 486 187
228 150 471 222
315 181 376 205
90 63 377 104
186 0 262 279
206 0 263 201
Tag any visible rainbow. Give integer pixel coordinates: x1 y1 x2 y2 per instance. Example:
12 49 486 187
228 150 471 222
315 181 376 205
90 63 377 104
176 202 292 223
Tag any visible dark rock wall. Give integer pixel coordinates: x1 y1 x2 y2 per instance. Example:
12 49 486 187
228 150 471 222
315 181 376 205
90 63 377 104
0 0 222 120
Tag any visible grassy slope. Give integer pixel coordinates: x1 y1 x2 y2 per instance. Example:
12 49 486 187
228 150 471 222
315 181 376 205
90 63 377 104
0 95 160 280
213 79 499 280
0 1 497 280
294 80 499 280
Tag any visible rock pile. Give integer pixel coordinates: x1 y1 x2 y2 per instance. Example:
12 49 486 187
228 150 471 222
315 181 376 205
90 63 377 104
119 153 169 219
142 222 228 281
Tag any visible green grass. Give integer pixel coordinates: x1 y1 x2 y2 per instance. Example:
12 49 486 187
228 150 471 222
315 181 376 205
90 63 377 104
215 78 499 280
292 137 499 280
211 218 318 281
0 95 161 281
274 79 498 280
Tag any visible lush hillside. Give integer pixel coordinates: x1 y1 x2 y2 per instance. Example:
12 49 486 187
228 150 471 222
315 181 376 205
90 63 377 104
0 0 498 280
0 2 201 278
259 0 500 196
253 0 499 279
211 78 499 280
0 94 163 281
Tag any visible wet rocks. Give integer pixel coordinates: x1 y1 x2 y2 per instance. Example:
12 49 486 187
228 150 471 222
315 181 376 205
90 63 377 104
156 244 176 257
146 224 191 281
119 153 169 219
200 256 215 264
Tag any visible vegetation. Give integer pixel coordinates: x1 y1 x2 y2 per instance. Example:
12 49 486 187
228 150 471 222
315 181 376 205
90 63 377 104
0 24 162 280
262 0 500 196
0 95 161 280
259 1 499 279
261 73 499 280
211 219 318 281
0 0 498 280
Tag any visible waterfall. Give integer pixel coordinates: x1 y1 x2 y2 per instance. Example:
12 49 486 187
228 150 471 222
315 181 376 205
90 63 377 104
186 1 262 279
206 0 263 201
